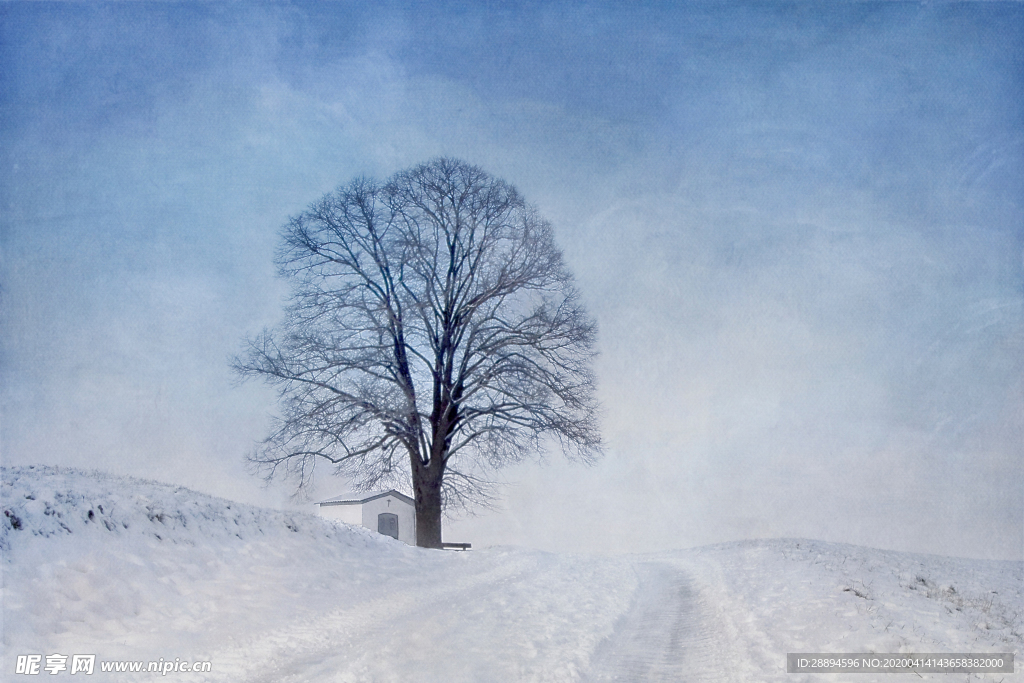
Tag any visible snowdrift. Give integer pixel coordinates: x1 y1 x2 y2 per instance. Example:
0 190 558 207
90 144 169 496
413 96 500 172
2 465 1021 682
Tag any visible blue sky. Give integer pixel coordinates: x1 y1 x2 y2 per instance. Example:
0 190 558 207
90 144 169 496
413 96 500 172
2 2 1022 559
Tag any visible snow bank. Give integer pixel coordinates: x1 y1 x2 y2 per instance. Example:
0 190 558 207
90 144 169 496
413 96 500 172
1 466 411 676
1 466 635 682
2 466 1020 682
669 540 1022 682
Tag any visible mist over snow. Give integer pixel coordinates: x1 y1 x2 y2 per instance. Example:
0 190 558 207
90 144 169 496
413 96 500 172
2 467 1021 682
1 2 1021 561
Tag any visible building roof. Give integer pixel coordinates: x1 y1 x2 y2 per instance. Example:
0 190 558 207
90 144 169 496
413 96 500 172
317 489 415 507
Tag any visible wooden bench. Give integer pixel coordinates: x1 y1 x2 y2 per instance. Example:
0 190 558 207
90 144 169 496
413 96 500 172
442 542 471 551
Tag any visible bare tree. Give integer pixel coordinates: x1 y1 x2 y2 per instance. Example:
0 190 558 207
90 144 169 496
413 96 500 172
235 158 601 548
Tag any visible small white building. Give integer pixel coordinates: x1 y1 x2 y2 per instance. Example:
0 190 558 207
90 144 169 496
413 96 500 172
316 490 417 546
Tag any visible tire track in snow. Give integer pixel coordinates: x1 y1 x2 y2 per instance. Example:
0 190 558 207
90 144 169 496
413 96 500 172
205 556 508 683
203 549 635 683
584 561 736 682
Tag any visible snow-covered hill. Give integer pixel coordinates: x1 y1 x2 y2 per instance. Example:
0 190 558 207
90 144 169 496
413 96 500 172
2 466 1021 682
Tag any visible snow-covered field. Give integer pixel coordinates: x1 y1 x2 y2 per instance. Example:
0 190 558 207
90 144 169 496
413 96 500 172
2 466 1020 682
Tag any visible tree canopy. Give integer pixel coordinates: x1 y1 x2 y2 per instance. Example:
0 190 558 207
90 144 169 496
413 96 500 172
235 158 601 547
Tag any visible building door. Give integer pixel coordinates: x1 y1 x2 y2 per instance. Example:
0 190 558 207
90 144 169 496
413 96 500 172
378 512 399 539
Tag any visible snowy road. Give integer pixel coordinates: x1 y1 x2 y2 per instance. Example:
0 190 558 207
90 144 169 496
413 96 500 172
5 468 1021 683
585 561 733 682
219 556 739 683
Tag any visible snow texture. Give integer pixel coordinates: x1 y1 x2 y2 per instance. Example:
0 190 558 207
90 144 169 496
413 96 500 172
2 466 1021 682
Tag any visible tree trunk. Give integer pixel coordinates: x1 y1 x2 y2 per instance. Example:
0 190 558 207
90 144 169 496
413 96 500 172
412 459 444 549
